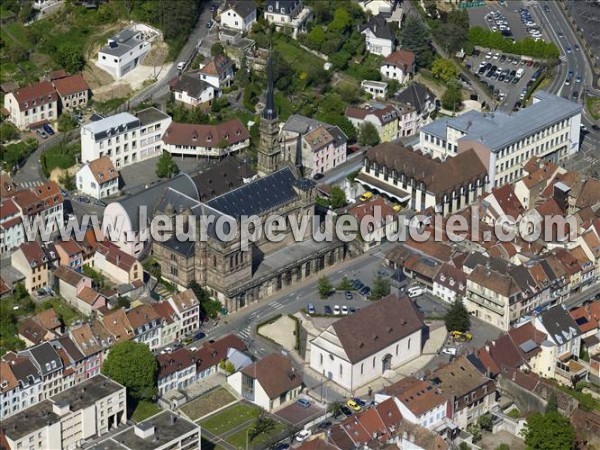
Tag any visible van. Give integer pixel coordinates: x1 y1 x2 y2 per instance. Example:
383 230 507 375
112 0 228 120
177 61 186 71
359 191 373 202
515 68 525 79
408 286 424 298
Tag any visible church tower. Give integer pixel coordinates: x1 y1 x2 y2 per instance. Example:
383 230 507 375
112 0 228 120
257 52 282 177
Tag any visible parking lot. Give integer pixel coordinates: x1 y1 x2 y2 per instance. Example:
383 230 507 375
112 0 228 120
466 49 544 112
468 1 539 41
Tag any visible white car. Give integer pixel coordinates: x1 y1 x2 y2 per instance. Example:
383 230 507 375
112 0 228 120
341 305 349 315
189 346 198 352
485 51 493 59
296 430 312 442
333 305 341 315
493 52 500 60
408 286 424 298
442 347 458 356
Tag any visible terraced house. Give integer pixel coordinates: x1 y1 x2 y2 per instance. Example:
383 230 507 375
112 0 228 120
3 80 58 130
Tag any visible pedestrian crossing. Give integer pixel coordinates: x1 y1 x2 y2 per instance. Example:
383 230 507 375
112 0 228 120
238 325 252 339
18 180 43 189
268 300 286 310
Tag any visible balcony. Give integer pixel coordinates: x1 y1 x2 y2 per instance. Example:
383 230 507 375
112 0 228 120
467 292 505 316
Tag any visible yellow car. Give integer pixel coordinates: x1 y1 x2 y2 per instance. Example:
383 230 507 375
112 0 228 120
392 203 402 212
359 191 373 202
451 331 473 341
346 399 362 411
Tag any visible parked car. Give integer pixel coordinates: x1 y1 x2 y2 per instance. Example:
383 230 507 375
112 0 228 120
313 173 324 181
324 305 333 315
349 306 357 314
307 303 316 315
408 286 424 298
43 123 55 135
358 286 370 296
346 399 362 411
296 398 311 408
341 305 349 315
193 331 206 340
333 305 341 315
353 397 367 408
345 291 353 300
341 405 353 417
295 430 312 442
95 199 107 207
317 421 332 431
351 279 365 290
36 128 48 139
442 347 458 356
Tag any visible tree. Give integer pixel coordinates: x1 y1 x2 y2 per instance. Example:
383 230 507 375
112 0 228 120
308 26 326 50
329 186 347 209
338 276 353 291
329 8 352 34
57 114 78 132
371 275 390 300
101 340 158 401
386 80 400 99
521 412 576 450
188 280 222 319
459 443 471 450
155 152 179 179
249 411 276 441
545 391 558 413
431 58 458 83
318 276 333 299
116 296 131 310
494 445 510 450
219 359 235 374
328 401 343 417
441 83 463 111
400 18 435 69
358 122 380 147
211 42 224 57
467 423 482 443
478 413 493 431
0 122 19 143
59 173 75 191
444 298 470 332
14 282 28 300
56 43 86 74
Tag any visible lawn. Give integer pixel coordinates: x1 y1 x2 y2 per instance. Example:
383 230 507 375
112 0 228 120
180 387 237 421
41 141 80 176
199 403 259 436
131 400 162 422
4 22 32 47
273 35 324 75
226 421 287 449
586 97 600 120
36 298 85 326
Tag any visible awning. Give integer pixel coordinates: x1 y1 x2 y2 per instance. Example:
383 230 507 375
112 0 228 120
356 172 412 202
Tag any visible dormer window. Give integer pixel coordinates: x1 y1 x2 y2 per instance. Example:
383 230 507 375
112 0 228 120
45 362 51 371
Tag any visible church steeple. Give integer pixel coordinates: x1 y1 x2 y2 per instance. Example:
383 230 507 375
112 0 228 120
257 48 282 177
262 52 277 121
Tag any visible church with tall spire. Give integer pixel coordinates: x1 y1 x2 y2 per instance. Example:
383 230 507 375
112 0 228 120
256 51 282 177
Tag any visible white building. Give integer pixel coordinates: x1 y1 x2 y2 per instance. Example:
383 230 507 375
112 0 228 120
0 197 24 255
228 353 303 411
300 125 347 176
199 55 235 89
81 107 172 169
361 16 395 57
309 295 424 392
76 156 119 199
0 357 43 421
97 27 152 79
263 0 311 38
1 375 126 450
3 81 58 130
167 289 201 339
170 73 217 108
380 49 415 84
361 80 388 100
18 342 63 400
157 349 197 396
220 0 257 32
432 263 467 304
419 91 582 188
127 304 163 351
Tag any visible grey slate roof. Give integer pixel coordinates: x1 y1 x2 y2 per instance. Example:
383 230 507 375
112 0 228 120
100 28 143 57
225 0 256 17
394 82 432 114
170 73 213 99
206 166 299 218
265 0 300 12
192 157 256 202
161 237 195 257
83 112 140 141
20 342 62 376
136 107 170 126
362 16 394 40
463 252 509 273
8 357 40 385
421 91 582 153
282 114 326 134
538 305 581 345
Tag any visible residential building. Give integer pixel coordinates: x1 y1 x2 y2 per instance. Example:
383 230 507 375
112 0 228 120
69 324 103 380
0 356 43 421
32 308 62 335
199 55 235 89
12 181 63 234
53 265 107 316
80 107 172 169
55 239 84 272
0 197 24 254
190 334 247 380
76 156 119 199
220 0 257 32
157 349 197 396
280 114 347 176
53 74 90 111
153 301 180 347
309 294 425 391
432 263 467 304
170 73 217 108
18 318 57 347
301 125 347 176
419 91 582 188
361 80 388 100
376 376 448 430
127 304 162 351
359 0 397 17
394 82 437 131
102 308 134 344
94 241 143 285
52 335 87 388
168 289 200 339
570 300 600 355
346 102 399 142
11 242 49 293
228 353 303 411
162 119 250 158
18 342 63 400
0 375 126 450
263 0 311 38
361 15 395 56
356 143 488 215
380 49 415 84
428 356 496 429
3 80 58 129
97 411 201 450
514 157 563 210
97 27 152 79
344 197 399 251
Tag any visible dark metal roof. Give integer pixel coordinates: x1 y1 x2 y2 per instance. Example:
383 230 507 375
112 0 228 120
21 342 62 376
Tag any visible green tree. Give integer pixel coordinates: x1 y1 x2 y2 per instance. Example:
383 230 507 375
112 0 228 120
329 186 347 209
318 276 333 299
210 42 224 57
57 114 78 132
249 411 276 441
478 413 493 431
444 298 470 332
155 152 179 179
459 443 471 450
521 412 576 450
431 58 458 83
494 445 510 450
143 259 162 292
188 280 222 319
386 80 400 99
338 276 353 291
358 122 380 147
116 296 131 310
328 401 343 417
14 283 28 300
56 43 86 74
400 18 435 69
441 83 463 111
545 391 558 413
371 275 390 300
467 423 482 443
0 123 19 143
101 340 158 401
59 173 75 191
308 26 326 50
329 8 352 34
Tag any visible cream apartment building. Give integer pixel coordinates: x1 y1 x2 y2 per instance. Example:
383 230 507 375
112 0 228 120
419 91 582 189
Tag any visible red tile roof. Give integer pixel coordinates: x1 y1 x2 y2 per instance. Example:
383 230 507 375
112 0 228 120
0 197 19 219
86 156 118 185
383 49 415 72
241 353 302 400
384 377 447 417
53 74 89 96
192 334 246 372
153 301 177 324
16 241 47 268
96 241 138 272
569 300 600 334
56 239 83 257
10 80 57 110
347 197 396 225
163 119 250 149
157 348 195 380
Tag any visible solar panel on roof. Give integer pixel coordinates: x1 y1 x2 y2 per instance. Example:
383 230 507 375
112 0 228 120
519 339 538 353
